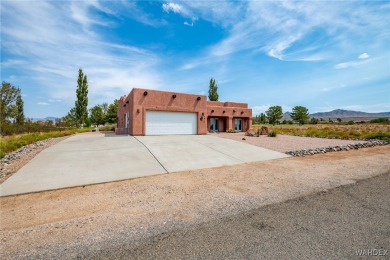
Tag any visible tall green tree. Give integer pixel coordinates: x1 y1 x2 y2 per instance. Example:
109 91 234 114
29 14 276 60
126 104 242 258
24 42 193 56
75 69 88 127
266 106 283 125
63 107 77 127
208 78 219 101
291 106 310 125
89 105 105 127
0 81 21 126
106 99 118 124
15 94 25 125
260 113 267 124
100 102 108 115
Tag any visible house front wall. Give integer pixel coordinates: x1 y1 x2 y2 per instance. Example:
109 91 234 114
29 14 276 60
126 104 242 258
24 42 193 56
206 101 252 132
116 88 252 135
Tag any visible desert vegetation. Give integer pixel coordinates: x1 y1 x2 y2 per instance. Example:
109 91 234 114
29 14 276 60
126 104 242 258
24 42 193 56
0 129 91 159
252 124 390 141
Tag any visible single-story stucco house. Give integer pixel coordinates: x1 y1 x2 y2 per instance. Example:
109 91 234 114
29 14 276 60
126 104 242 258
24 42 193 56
116 88 252 135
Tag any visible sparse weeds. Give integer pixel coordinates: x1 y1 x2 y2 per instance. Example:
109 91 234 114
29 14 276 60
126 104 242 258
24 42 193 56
98 125 115 132
252 124 390 141
267 131 277 137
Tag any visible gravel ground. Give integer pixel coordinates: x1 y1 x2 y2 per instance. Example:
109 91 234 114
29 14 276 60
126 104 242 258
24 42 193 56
211 132 370 153
111 172 390 259
1 146 389 259
0 136 70 184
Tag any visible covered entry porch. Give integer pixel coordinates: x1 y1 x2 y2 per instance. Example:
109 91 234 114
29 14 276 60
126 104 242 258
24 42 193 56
207 117 250 133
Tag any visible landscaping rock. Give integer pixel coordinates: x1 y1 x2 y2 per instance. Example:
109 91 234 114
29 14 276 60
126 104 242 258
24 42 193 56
286 139 388 157
259 126 269 135
245 129 257 137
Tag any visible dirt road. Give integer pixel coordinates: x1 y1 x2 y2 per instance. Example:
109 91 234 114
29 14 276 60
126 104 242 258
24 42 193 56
97 172 390 259
1 146 389 259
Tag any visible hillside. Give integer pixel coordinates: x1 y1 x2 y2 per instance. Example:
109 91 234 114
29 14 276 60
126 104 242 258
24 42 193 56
279 109 390 121
310 109 390 119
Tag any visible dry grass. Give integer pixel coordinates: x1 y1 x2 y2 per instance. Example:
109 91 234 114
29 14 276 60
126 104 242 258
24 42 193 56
252 123 390 141
0 129 91 159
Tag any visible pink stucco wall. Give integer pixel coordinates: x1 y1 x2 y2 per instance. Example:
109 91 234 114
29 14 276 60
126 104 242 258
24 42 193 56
116 88 252 135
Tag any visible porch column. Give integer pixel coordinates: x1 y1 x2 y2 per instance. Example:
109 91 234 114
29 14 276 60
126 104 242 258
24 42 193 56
227 117 234 131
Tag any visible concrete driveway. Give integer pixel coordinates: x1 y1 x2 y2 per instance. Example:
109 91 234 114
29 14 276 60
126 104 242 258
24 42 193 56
0 133 289 196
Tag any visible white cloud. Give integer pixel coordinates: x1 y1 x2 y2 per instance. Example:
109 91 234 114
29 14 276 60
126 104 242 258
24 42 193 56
1 1 163 108
321 84 347 92
162 2 186 15
266 35 302 60
107 1 165 27
195 1 245 26
162 2 198 26
37 102 49 105
334 59 371 69
182 1 389 68
359 53 369 59
252 105 271 115
252 105 292 115
184 17 198 27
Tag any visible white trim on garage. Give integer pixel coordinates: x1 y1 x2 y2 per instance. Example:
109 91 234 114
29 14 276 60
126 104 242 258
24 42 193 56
146 111 197 135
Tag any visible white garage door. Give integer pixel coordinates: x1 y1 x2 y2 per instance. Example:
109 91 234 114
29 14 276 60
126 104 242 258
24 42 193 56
146 111 197 135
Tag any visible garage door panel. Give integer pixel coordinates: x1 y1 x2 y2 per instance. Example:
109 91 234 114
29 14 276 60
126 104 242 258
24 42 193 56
146 111 197 135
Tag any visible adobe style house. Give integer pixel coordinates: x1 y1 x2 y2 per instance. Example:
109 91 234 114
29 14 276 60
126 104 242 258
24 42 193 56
116 88 252 135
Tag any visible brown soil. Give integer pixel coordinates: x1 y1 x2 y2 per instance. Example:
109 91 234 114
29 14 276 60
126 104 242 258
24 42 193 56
211 132 369 152
1 145 389 258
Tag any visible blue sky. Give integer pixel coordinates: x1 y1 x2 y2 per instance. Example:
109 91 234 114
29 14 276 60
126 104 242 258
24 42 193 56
1 0 389 118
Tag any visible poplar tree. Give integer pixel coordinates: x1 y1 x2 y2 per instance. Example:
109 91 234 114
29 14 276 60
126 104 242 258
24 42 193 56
208 78 219 101
15 94 25 125
75 69 88 127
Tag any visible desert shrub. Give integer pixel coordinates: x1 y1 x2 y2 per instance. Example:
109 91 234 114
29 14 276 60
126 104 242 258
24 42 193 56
98 125 115 132
366 132 390 141
348 130 360 138
267 131 277 137
370 118 389 124
0 119 66 135
305 127 320 137
347 120 355 125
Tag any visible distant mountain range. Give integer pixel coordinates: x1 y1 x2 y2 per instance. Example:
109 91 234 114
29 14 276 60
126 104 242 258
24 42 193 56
310 109 390 119
282 109 390 120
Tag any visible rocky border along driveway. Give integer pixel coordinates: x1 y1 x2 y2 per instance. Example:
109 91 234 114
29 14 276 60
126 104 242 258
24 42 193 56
0 136 70 183
286 139 388 157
